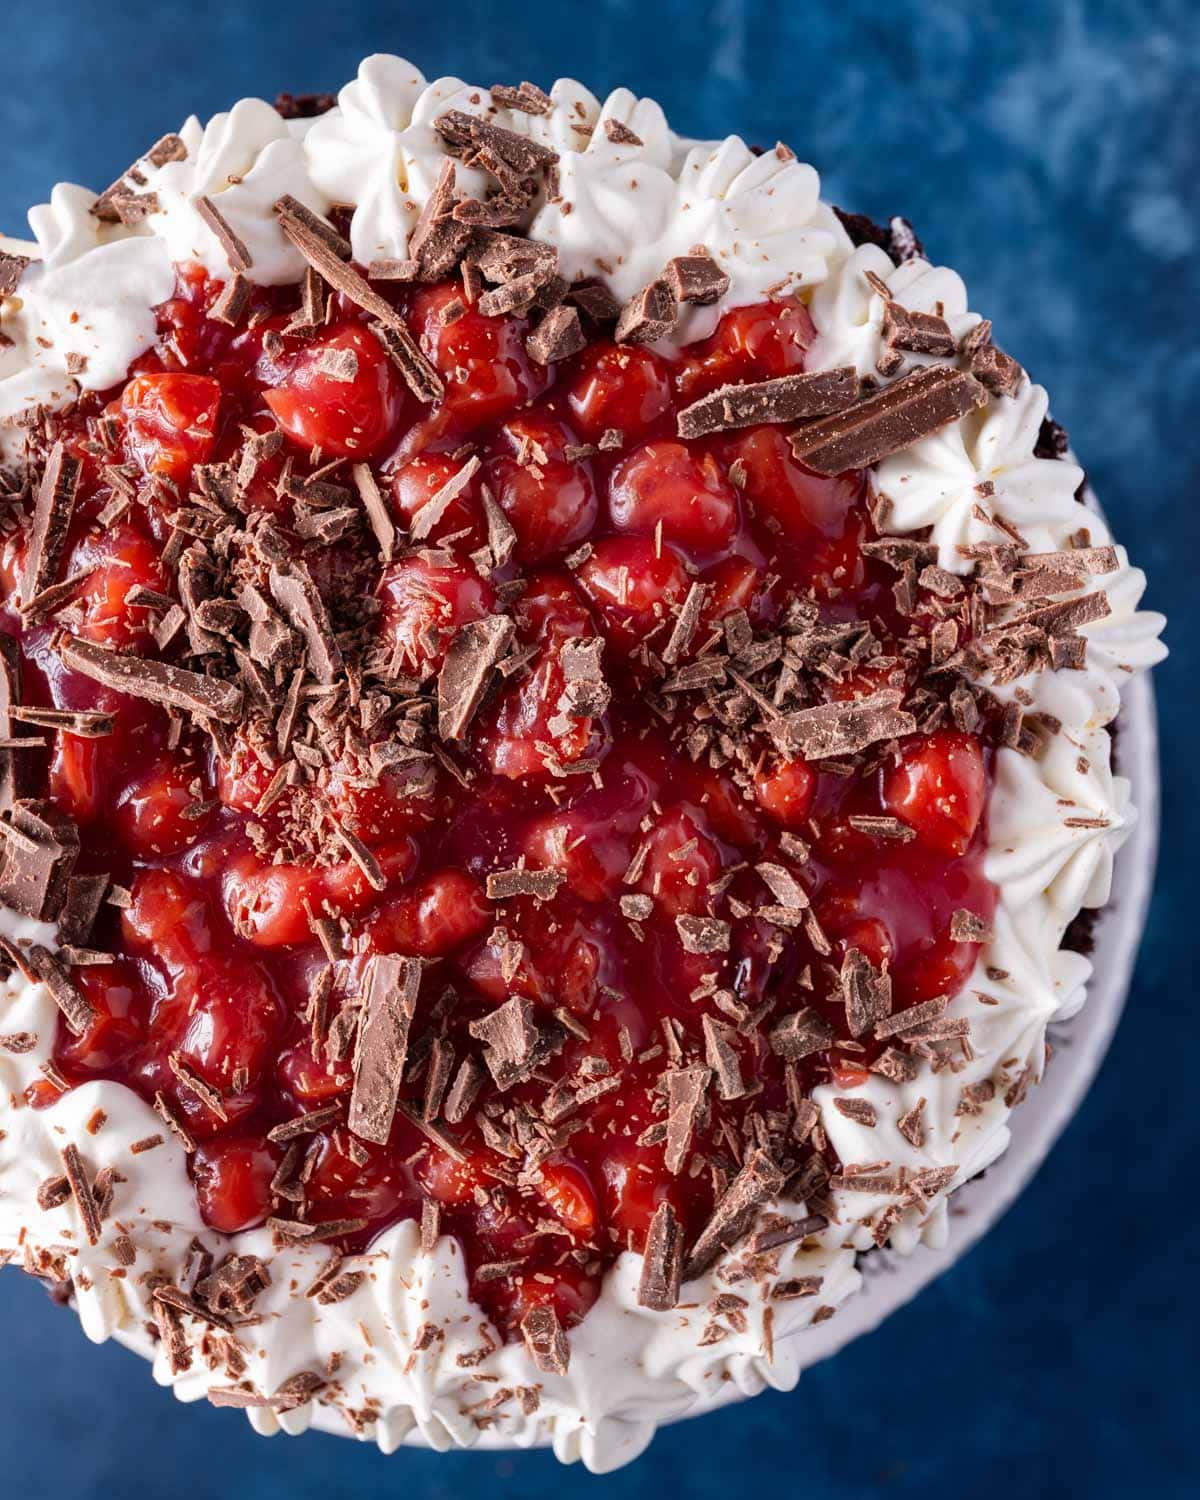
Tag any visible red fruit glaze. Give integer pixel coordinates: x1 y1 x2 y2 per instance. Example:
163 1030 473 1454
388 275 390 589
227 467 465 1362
0 266 998 1341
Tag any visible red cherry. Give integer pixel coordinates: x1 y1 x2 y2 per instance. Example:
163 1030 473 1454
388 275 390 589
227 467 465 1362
390 451 484 547
535 1158 599 1238
305 1128 413 1222
264 322 405 459
601 1136 684 1246
524 808 630 904
365 869 490 958
377 555 495 672
564 340 673 442
897 927 979 1004
608 440 739 553
477 640 599 780
418 1144 495 1206
718 426 862 538
576 536 691 654
487 410 597 562
496 1265 599 1335
754 758 817 829
637 806 724 918
55 962 143 1073
67 522 166 647
883 731 987 857
121 372 221 485
193 1136 281 1233
114 755 208 856
148 956 283 1096
409 281 547 435
277 1036 354 1103
121 869 214 968
676 298 815 400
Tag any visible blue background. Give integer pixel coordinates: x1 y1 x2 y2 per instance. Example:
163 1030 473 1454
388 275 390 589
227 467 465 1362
2 2 1196 1495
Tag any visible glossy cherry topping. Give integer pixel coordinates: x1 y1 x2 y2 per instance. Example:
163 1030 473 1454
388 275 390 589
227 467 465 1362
1 263 998 1338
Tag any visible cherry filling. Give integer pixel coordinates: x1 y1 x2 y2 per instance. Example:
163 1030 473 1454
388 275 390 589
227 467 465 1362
3 264 998 1339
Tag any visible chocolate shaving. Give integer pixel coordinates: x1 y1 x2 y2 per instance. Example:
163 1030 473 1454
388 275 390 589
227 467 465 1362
520 1304 569 1375
268 563 343 684
665 1064 711 1173
771 690 915 759
59 636 243 723
526 304 586 365
486 867 565 901
274 201 444 402
22 442 81 605
615 278 677 345
0 250 32 295
0 800 79 921
437 615 514 740
351 463 395 562
637 1201 684 1309
194 196 252 272
789 366 988 475
60 1143 103 1245
347 955 422 1145
677 368 857 439
665 252 730 307
685 1149 787 1278
675 915 731 954
841 948 893 1038
876 301 956 375
769 1007 835 1061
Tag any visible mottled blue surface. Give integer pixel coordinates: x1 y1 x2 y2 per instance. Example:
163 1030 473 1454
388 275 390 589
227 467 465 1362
1 2 1197 1496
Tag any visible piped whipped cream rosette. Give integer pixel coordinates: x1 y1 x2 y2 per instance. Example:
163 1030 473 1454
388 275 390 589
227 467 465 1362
0 54 1164 1473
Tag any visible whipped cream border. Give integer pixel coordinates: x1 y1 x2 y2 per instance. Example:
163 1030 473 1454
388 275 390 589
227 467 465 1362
0 55 1167 1473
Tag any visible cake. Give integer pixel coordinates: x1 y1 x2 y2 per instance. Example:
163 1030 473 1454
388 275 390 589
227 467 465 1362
0 54 1165 1471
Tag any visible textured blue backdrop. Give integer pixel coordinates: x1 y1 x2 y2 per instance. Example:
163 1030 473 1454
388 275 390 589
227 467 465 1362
1 2 1196 1496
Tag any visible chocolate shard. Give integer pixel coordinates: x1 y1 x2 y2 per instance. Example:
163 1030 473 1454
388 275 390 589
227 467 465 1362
771 689 916 759
768 1007 835 1061
0 799 80 921
526 304 586 366
675 915 731 954
677 368 857 439
347 955 422 1145
60 1143 103 1245
433 110 560 177
437 615 514 741
637 1201 684 1310
194 196 252 272
485 867 565 901
664 1064 711 1173
789 366 988 474
664 252 730 307
841 948 893 1038
468 995 539 1090
684 1148 788 1278
520 1303 570 1375
59 636 243 723
408 159 473 282
22 442 82 606
351 463 395 562
490 80 554 116
615 279 678 346
967 339 1024 398
0 639 22 813
0 250 32 296
876 301 956 375
268 563 343 684
16 943 93 1037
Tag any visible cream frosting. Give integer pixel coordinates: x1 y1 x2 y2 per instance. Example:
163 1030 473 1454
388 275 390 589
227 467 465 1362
0 54 1166 1472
